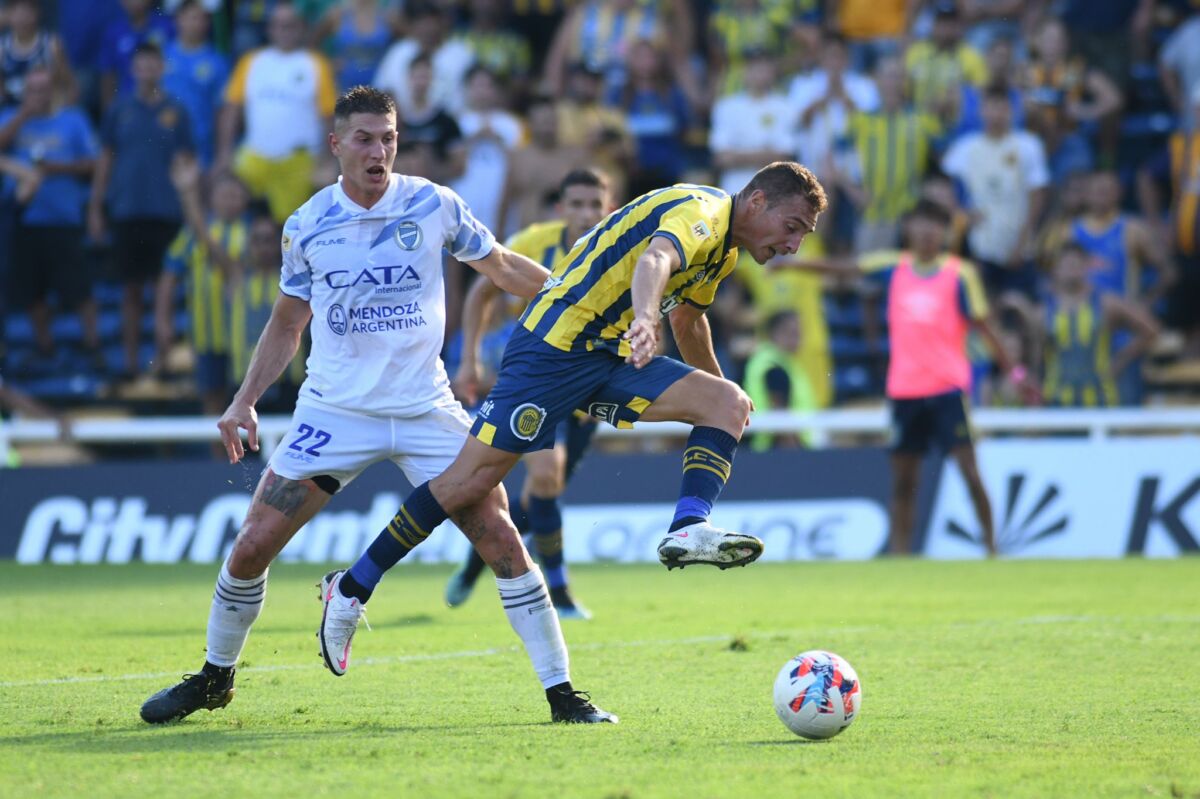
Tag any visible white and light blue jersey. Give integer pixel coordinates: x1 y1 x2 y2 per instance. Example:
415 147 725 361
280 173 495 416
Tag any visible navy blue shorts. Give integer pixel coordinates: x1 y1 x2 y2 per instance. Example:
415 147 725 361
889 390 973 456
470 327 693 453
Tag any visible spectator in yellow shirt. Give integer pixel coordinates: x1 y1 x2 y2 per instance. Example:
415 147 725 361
217 4 336 223
905 2 987 127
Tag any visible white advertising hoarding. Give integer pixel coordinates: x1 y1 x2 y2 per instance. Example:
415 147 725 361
925 438 1200 558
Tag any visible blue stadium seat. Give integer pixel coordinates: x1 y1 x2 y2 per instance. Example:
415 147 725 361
4 313 34 347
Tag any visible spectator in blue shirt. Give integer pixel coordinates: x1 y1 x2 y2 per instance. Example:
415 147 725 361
0 67 101 364
605 38 693 198
163 1 229 168
98 0 175 110
89 43 193 380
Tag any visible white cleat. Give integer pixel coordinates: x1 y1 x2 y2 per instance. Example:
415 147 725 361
657 521 764 570
317 570 366 676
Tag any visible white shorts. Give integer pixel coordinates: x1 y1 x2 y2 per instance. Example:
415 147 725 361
267 399 471 491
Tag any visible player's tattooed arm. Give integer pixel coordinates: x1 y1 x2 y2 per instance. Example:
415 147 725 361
258 472 314 517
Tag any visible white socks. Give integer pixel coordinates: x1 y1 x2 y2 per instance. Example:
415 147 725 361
205 562 267 668
496 565 570 689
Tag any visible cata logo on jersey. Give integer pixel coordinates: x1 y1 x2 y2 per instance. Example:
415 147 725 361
324 264 421 292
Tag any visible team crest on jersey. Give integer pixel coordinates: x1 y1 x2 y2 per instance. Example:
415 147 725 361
158 107 179 130
281 233 292 252
394 221 423 250
510 403 546 441
691 220 710 239
327 304 348 335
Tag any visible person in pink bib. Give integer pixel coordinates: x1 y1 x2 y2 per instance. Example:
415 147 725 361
780 199 1040 556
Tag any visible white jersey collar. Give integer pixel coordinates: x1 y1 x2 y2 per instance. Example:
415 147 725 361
333 173 402 214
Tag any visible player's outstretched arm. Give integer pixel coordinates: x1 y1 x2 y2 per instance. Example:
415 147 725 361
218 294 312 463
669 303 723 378
624 236 680 368
767 255 858 275
465 243 551 299
453 275 503 405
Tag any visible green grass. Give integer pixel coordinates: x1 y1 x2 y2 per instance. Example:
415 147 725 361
2 559 1199 799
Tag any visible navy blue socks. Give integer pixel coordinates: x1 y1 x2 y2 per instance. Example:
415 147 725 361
669 426 738 532
341 482 448 602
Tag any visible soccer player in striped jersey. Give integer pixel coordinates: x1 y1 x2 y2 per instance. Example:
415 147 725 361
140 86 614 726
322 162 828 677
446 167 614 618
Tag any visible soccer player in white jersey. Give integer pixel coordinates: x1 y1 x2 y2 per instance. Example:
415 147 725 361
140 86 615 725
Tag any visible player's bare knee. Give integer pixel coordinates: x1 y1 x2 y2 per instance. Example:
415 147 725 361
227 531 272 578
710 380 752 434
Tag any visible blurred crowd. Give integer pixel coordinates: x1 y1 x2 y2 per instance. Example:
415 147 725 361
3 0 1200 448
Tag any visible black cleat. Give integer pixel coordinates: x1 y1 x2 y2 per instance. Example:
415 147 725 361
549 585 592 620
140 669 236 724
547 685 618 724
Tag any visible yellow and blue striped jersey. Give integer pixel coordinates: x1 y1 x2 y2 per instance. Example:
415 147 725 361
1043 294 1115 408
499 219 573 319
164 218 249 355
230 268 306 384
508 218 572 269
850 110 941 223
520 184 737 355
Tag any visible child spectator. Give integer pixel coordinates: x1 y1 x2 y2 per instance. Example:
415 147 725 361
156 158 248 418
1002 243 1159 408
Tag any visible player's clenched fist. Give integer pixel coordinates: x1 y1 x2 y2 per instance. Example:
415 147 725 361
623 317 658 369
218 400 259 464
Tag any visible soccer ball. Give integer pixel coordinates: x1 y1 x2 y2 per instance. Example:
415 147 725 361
772 650 862 740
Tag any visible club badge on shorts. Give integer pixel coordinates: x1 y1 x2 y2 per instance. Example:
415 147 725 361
510 403 547 441
394 221 423 251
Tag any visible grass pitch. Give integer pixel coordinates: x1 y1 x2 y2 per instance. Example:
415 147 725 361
2 559 1199 799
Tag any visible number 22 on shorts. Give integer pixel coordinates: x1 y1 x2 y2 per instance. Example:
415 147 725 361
288 423 332 456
